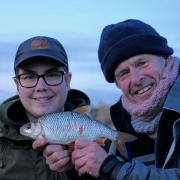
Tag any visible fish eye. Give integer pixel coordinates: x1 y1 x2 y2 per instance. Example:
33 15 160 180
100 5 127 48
25 123 31 129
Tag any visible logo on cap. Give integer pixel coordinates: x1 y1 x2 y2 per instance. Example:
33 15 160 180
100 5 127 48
31 39 49 50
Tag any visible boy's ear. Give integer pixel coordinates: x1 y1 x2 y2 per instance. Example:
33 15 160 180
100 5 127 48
13 77 20 91
65 72 72 90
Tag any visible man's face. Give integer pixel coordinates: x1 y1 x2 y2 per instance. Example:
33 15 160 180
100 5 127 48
14 59 71 120
114 54 166 104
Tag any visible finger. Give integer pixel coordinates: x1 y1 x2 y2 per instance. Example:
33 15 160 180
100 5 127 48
72 141 96 160
45 149 71 164
74 139 92 149
77 161 98 177
32 138 48 150
77 165 89 177
72 147 88 161
49 156 71 171
43 144 65 156
73 155 87 171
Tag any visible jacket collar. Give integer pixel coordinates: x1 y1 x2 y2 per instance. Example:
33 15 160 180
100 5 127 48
164 73 180 113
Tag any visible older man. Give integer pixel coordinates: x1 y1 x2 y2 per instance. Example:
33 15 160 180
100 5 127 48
72 19 180 179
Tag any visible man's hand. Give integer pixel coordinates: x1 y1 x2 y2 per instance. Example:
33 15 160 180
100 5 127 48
72 140 108 177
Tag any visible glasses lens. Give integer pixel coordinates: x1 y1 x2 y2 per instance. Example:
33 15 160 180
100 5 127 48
19 74 37 87
44 71 63 85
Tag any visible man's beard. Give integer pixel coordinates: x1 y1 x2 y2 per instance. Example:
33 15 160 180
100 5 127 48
122 56 179 122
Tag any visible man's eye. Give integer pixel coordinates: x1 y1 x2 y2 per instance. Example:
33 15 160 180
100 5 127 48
116 71 128 80
121 71 128 77
136 61 146 67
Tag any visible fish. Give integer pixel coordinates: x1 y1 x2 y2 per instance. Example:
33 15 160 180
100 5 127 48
20 111 137 158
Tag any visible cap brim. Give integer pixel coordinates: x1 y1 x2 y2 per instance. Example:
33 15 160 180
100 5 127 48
14 52 68 69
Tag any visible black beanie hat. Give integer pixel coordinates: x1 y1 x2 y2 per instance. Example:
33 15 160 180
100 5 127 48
98 19 173 83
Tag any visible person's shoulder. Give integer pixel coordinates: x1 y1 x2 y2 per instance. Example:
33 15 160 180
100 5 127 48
0 95 21 122
0 95 21 116
1 94 19 106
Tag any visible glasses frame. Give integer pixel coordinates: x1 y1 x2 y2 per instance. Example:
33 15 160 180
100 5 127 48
15 70 67 88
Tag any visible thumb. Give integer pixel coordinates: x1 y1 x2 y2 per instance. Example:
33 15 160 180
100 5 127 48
74 139 92 149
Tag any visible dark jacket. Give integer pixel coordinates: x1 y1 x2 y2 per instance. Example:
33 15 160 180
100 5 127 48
0 89 96 180
100 72 180 179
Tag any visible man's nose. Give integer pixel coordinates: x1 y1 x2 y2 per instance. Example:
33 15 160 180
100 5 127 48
130 69 143 84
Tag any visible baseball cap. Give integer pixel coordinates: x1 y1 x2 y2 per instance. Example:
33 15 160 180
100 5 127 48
14 36 68 70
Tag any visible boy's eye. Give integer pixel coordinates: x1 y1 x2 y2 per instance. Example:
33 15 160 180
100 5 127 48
21 74 36 80
46 72 62 78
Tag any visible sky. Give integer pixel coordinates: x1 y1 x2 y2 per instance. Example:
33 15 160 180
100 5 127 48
0 0 180 105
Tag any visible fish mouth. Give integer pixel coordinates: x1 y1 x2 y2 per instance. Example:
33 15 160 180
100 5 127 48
20 122 42 139
20 123 31 135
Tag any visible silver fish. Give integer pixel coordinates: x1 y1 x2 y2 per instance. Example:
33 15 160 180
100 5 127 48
20 111 136 158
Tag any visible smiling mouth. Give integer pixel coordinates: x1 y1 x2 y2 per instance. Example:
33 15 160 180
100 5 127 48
135 85 153 95
33 96 53 101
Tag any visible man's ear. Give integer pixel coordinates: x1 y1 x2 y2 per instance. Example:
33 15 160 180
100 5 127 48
164 55 170 66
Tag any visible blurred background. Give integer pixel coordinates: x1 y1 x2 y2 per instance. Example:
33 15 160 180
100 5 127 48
0 0 180 108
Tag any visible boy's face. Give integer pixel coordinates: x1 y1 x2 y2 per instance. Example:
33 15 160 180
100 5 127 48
14 59 71 120
114 54 166 104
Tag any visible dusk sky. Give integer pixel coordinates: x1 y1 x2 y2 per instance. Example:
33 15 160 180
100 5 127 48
0 0 180 105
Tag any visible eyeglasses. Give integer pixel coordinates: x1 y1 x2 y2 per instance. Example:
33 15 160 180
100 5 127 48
16 70 67 88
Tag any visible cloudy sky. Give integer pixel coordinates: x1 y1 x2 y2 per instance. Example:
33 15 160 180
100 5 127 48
0 0 180 105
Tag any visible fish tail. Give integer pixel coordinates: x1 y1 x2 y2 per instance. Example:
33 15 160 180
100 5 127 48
114 132 137 159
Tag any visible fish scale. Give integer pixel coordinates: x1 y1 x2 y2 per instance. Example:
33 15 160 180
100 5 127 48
38 111 118 143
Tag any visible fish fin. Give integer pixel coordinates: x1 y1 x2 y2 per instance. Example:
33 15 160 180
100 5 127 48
68 141 75 151
115 132 137 159
73 105 91 115
95 137 106 146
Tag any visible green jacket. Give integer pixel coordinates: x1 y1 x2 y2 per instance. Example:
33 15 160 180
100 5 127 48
0 89 94 180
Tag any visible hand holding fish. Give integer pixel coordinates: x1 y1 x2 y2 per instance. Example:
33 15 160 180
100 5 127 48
72 139 108 177
32 138 48 150
43 144 72 172
32 138 72 172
